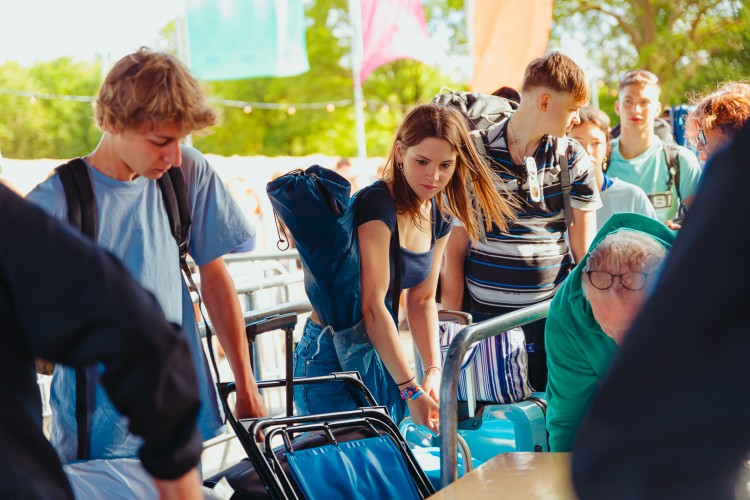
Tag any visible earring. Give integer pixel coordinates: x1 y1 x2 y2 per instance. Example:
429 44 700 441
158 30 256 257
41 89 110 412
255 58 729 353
397 162 403 171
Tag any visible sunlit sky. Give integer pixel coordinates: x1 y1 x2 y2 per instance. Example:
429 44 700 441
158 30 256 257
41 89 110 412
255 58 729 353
0 0 596 79
0 0 183 65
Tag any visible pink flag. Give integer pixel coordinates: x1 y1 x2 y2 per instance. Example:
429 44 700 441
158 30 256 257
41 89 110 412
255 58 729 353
359 0 435 83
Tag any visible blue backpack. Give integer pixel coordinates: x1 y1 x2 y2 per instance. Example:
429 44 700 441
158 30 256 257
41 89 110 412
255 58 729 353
266 165 403 328
266 165 362 331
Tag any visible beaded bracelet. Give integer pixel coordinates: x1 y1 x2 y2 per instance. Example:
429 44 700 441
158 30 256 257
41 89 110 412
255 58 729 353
399 385 424 402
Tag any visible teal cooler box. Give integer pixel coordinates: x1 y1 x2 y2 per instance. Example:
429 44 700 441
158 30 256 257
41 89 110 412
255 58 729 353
400 392 548 488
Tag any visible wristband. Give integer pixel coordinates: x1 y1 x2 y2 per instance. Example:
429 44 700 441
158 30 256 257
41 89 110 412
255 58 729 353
400 385 424 402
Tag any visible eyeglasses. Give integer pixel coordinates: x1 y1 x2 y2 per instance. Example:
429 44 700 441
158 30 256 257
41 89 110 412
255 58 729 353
584 269 652 291
697 129 707 147
525 156 541 202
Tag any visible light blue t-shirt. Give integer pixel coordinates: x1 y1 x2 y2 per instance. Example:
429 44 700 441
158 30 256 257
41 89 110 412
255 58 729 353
26 145 253 464
606 137 702 222
596 177 658 230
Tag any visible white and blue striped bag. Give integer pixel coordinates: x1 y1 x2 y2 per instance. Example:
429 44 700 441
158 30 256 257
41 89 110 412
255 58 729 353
418 321 532 404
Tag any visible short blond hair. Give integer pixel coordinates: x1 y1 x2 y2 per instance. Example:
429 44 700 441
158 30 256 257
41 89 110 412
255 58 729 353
95 48 217 133
618 69 661 94
521 51 589 105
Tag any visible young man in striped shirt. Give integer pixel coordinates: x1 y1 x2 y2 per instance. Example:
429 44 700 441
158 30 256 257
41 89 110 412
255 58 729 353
442 52 601 390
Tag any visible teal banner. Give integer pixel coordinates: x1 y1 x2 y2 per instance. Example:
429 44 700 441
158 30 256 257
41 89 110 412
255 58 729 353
186 0 309 81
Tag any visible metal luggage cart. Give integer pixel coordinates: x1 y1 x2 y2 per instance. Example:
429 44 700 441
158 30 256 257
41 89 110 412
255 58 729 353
439 300 553 488
206 310 434 499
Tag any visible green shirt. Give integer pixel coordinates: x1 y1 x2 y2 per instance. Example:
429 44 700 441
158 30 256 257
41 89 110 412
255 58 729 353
545 213 677 451
607 137 702 222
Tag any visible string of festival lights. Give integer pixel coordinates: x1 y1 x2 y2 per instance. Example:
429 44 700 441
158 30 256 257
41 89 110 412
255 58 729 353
0 87 404 114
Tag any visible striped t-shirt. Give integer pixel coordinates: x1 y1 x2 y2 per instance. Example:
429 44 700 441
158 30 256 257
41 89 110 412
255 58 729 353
466 119 601 313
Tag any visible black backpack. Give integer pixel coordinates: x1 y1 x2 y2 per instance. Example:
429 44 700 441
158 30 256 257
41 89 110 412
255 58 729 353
610 117 682 200
55 158 196 460
433 88 574 230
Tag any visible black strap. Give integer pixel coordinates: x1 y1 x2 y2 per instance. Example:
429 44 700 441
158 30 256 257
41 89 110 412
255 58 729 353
56 159 98 241
55 158 96 460
157 168 192 267
157 169 230 419
180 256 232 420
153 169 232 417
661 140 682 201
391 222 402 321
55 161 200 457
556 138 574 229
156 169 230 420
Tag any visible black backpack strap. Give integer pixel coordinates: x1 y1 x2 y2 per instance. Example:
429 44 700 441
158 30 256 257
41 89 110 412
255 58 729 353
156 168 232 419
55 159 97 240
55 158 96 461
391 221 402 322
157 168 192 272
556 137 574 229
661 139 682 201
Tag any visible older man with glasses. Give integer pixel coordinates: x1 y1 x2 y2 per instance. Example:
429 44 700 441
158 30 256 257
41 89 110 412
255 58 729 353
544 213 676 452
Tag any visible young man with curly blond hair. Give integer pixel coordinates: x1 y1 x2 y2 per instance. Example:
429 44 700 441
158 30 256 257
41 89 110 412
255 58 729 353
27 48 266 465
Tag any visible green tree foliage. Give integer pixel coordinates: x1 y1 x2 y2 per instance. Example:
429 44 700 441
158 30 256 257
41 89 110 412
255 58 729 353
0 58 101 158
2 1 747 159
0 0 466 159
194 0 465 158
553 0 749 108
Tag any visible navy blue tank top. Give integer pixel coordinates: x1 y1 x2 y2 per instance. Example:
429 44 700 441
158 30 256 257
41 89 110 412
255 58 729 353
355 181 452 307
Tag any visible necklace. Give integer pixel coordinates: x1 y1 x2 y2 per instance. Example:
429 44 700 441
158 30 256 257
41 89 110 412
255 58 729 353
507 118 524 165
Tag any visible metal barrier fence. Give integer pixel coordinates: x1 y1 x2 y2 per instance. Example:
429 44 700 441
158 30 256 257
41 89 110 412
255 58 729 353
198 300 312 339
438 300 552 488
188 249 300 266
191 250 303 311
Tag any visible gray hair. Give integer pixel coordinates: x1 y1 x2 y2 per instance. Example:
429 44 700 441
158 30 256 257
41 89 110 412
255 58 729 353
582 230 667 296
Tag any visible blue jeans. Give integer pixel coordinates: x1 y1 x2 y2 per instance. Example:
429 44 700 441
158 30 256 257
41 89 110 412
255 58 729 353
293 318 407 423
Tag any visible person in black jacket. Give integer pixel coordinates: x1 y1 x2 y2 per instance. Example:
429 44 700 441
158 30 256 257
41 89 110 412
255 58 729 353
0 183 203 499
572 122 750 499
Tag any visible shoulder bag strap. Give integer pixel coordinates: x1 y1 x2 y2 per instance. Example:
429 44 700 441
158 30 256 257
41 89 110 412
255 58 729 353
157 168 231 418
54 158 95 460
55 158 97 240
661 140 682 201
391 219 402 321
556 137 574 229
157 167 191 269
